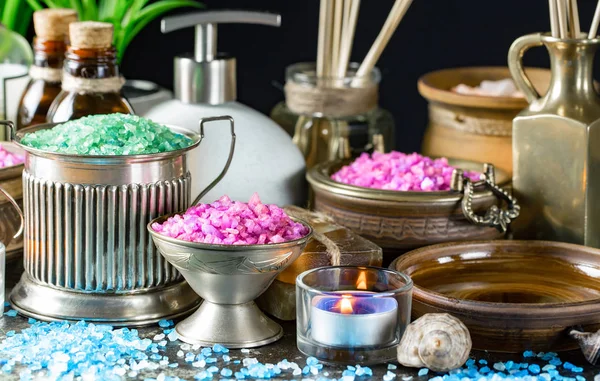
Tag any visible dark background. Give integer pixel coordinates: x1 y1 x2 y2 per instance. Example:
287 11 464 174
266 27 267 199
120 0 600 152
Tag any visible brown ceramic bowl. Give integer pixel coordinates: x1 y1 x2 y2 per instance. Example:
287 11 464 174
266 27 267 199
391 240 600 352
307 158 510 256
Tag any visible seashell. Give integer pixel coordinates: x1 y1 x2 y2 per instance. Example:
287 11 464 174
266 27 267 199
397 313 472 372
570 329 600 365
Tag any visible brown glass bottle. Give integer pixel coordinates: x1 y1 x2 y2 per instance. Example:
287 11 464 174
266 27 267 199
16 38 66 129
47 44 134 122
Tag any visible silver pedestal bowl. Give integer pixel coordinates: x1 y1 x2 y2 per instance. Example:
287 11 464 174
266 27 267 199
148 215 312 348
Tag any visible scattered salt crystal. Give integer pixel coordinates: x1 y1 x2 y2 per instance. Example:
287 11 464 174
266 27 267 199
417 368 429 377
387 364 397 370
176 350 184 357
158 319 173 328
241 349 250 354
3 310 17 317
221 368 233 377
223 355 231 362
292 368 302 376
153 333 166 341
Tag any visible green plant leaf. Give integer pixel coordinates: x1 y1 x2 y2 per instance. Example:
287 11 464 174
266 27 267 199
24 0 44 11
68 0 84 20
118 0 202 61
1 0 21 30
15 5 34 36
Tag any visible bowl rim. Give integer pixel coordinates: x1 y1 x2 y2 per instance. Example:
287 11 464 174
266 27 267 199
147 213 314 251
0 142 25 180
307 157 510 202
392 240 600 316
13 122 201 163
296 265 414 296
417 66 550 109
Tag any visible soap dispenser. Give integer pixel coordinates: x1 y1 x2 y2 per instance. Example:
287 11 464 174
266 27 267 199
144 11 307 206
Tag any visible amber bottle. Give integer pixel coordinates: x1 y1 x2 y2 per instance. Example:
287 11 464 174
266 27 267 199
16 9 77 129
47 21 133 122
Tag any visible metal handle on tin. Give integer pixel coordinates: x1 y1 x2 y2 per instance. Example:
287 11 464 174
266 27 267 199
192 115 236 205
508 33 543 104
0 185 23 239
0 121 16 141
450 163 520 233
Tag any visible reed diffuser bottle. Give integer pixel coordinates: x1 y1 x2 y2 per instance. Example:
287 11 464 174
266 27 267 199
271 0 413 168
17 9 77 129
47 21 133 122
511 0 600 247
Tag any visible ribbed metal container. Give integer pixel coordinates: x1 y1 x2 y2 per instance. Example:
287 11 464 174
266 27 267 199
9 122 201 325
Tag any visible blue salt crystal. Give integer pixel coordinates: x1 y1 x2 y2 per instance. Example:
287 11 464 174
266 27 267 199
529 364 541 374
347 366 356 371
167 331 178 342
480 367 491 374
540 373 552 381
154 333 166 341
194 371 211 380
293 368 302 376
223 355 231 362
27 318 36 324
176 350 184 358
494 363 507 371
206 357 217 364
5 331 14 337
563 362 575 370
310 366 319 375
193 360 206 368
234 360 241 364
207 366 219 373
234 371 245 379
571 367 584 373
576 377 585 381
221 368 233 377
467 359 476 367
418 369 429 377
388 364 398 370
4 310 17 317
241 349 250 354
302 365 310 375
213 344 229 353
479 359 488 365
150 354 162 360
163 328 174 334
550 358 563 366
542 365 556 371
384 371 397 381
158 319 174 328
3 302 8 307
342 370 355 377
356 366 366 376
505 361 515 370
514 370 529 377
307 357 319 366
523 351 536 358
202 347 213 356
169 363 178 368
158 340 167 347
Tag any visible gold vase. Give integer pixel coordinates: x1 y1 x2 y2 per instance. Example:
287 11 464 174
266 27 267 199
510 33 600 247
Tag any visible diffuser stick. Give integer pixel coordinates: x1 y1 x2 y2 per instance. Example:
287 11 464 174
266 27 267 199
548 0 559 37
568 0 581 38
337 0 360 78
556 0 569 38
353 0 413 85
590 0 600 38
317 0 329 77
332 0 344 76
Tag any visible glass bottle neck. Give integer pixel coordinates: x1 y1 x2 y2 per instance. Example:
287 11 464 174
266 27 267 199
63 46 120 79
33 38 66 69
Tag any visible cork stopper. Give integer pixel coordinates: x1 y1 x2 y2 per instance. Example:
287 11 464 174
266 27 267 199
33 9 78 40
69 21 114 49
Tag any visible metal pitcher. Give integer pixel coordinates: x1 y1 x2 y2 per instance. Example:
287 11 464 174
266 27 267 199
509 33 600 246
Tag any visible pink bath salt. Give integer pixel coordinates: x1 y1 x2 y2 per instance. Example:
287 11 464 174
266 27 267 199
152 193 309 245
0 145 24 168
331 152 481 192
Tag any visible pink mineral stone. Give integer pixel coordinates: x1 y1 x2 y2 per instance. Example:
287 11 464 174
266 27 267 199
152 193 309 245
0 145 24 168
331 151 481 192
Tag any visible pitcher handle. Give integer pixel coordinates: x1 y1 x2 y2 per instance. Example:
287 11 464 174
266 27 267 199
451 163 520 233
508 33 543 104
192 115 237 205
0 120 16 141
0 185 24 239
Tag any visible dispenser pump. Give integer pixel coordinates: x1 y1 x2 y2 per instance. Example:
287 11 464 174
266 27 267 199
161 11 281 105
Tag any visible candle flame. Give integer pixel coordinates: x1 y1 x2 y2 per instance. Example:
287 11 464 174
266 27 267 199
356 271 368 290
340 297 354 314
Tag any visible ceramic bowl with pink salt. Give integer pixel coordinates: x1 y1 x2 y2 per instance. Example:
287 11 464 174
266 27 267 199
307 155 512 256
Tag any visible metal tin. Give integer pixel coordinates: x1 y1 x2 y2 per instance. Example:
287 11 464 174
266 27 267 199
0 142 25 261
7 122 205 324
307 158 517 255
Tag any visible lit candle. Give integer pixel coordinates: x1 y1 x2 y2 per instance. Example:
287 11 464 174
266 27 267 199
310 273 398 347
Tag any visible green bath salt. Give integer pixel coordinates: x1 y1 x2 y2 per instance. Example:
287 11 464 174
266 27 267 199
20 113 193 155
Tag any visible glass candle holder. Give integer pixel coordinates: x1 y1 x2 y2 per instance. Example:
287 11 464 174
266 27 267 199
296 266 412 364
